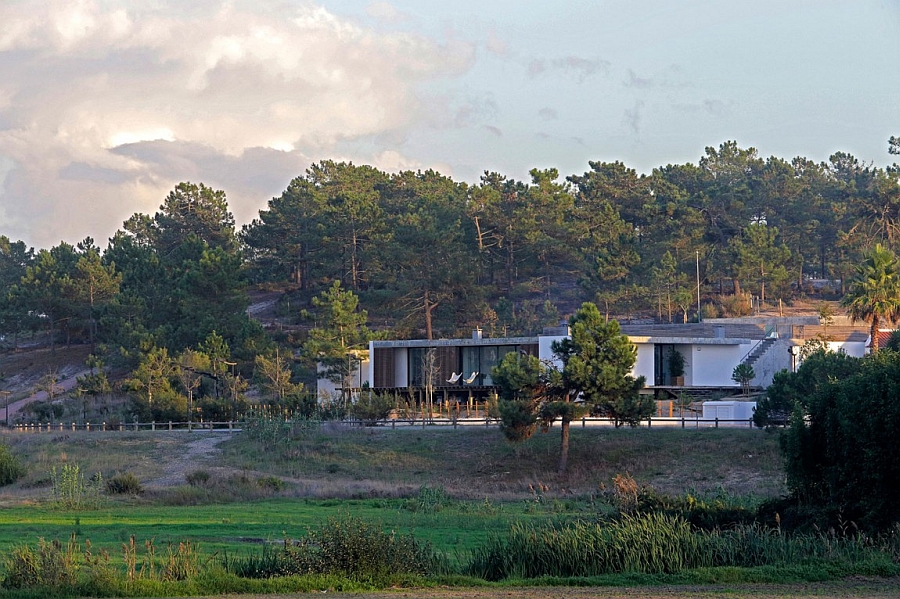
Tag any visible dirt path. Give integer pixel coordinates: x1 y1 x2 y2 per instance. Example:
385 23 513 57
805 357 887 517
145 431 234 487
200 577 900 598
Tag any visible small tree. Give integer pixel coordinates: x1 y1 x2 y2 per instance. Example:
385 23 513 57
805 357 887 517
841 244 900 353
303 282 373 404
731 363 755 396
491 352 548 442
551 303 645 472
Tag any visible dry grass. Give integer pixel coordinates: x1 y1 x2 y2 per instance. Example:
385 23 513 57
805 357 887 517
0 423 785 504
221 424 786 501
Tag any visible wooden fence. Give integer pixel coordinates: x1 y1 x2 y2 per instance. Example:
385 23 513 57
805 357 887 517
7 415 760 433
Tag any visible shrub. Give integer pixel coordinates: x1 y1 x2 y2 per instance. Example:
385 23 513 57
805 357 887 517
636 488 757 530
106 472 144 495
350 391 394 424
0 442 25 486
231 516 444 580
186 470 211 487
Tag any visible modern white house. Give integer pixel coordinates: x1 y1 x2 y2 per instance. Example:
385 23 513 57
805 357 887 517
318 319 814 403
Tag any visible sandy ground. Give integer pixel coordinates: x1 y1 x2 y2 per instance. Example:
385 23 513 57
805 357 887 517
144 431 234 487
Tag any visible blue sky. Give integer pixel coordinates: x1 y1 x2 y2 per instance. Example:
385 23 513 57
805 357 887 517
0 0 898 248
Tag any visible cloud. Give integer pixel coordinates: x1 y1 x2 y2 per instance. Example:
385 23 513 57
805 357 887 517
624 69 653 89
538 107 558 121
623 101 644 135
366 2 408 23
485 28 507 55
529 56 610 82
0 0 476 248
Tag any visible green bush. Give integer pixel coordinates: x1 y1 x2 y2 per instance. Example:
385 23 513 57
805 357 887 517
636 488 757 530
349 391 394 424
105 472 144 495
0 442 25 486
231 516 444 580
780 350 900 531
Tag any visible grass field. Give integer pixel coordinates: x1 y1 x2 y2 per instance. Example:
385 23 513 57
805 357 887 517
1 423 894 598
0 425 784 556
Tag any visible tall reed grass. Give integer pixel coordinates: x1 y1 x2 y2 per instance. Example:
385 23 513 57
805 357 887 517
465 513 900 581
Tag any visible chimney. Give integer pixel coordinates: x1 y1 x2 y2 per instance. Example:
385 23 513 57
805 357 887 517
473 327 483 340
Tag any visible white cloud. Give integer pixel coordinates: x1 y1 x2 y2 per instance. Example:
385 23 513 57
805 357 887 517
0 0 475 247
366 1 408 23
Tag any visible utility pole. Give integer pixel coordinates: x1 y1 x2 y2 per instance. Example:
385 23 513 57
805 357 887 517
696 250 701 322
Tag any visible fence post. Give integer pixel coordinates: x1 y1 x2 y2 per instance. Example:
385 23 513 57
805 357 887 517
681 417 685 429
86 422 90 432
168 421 172 431
582 417 586 428
715 418 719 429
647 417 652 428
71 422 75 431
151 421 156 431
102 422 106 431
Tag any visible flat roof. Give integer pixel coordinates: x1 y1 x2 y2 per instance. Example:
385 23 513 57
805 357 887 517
371 336 538 349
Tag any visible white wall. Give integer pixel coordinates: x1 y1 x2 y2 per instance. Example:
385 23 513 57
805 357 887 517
394 347 409 387
632 344 655 382
539 335 568 368
690 343 750 387
828 340 866 358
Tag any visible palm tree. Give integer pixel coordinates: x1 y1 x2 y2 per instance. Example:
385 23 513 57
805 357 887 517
842 245 900 352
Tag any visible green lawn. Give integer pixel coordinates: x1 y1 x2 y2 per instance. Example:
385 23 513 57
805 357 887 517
0 496 584 559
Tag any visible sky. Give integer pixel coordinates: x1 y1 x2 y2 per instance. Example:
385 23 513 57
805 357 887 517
1 0 898 250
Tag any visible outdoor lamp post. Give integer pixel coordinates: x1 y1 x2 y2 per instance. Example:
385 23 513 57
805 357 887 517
788 345 800 372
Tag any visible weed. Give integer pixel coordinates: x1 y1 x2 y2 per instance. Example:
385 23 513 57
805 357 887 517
0 442 25 486
50 463 103 509
406 485 450 512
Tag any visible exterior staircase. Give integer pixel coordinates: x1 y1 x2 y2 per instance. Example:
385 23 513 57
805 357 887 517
742 337 776 368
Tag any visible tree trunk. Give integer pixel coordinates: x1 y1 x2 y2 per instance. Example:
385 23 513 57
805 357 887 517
557 419 570 474
871 316 880 353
